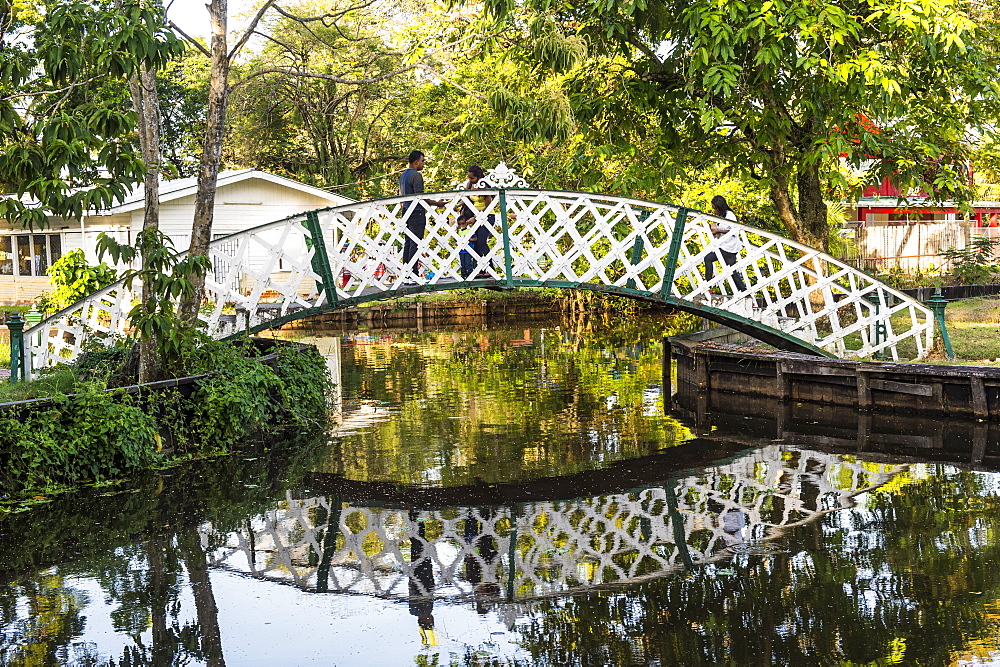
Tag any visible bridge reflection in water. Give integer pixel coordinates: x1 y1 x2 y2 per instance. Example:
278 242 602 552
202 445 906 608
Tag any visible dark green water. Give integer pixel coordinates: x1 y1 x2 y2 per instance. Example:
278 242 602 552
3 315 1000 666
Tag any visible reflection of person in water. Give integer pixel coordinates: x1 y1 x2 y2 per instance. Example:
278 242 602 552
408 510 437 645
463 508 502 614
708 499 746 549
721 508 746 547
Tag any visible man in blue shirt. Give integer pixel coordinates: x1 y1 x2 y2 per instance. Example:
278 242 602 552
399 150 446 282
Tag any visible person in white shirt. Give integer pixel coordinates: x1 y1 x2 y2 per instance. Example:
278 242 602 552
703 195 747 292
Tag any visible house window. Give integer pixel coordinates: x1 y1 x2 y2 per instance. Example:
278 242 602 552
0 234 63 277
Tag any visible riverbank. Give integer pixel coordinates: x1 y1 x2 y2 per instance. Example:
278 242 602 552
0 339 332 503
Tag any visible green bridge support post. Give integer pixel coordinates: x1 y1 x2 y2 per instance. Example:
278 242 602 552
499 190 514 288
315 498 342 593
303 211 338 307
927 289 954 360
6 313 24 384
660 207 689 298
664 481 694 570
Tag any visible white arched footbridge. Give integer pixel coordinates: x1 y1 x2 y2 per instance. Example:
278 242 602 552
22 176 933 377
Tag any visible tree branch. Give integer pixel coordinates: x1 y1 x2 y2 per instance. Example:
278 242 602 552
2 74 108 101
272 1 379 27
168 20 212 58
234 64 419 88
418 66 487 100
228 0 278 61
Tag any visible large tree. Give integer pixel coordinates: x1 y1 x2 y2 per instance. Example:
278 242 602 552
0 0 180 228
483 0 1000 250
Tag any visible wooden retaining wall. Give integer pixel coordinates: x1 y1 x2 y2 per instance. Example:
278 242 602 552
267 295 562 330
668 338 1000 420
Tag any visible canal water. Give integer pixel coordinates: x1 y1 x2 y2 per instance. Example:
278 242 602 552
3 315 1000 665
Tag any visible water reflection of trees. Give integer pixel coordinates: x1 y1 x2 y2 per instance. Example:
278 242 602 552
9 451 1000 663
320 324 692 485
503 468 1000 665
0 430 326 665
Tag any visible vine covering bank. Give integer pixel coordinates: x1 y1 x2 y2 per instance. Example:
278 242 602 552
0 339 332 500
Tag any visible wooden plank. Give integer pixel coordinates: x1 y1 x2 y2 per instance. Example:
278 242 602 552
784 433 858 449
857 371 872 409
871 432 937 448
869 379 936 397
972 377 989 418
779 360 858 377
776 362 791 400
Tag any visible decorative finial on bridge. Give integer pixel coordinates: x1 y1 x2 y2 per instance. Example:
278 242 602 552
454 162 531 189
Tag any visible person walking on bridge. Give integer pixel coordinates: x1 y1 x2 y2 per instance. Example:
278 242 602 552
463 165 495 277
703 195 747 293
399 150 446 283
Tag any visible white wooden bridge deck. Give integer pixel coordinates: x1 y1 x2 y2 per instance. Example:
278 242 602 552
21 170 933 378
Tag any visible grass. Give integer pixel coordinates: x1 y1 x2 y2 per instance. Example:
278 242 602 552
931 296 1000 365
0 367 80 403
882 295 1000 365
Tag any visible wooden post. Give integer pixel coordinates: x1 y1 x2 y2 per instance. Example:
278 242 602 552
857 412 872 451
857 370 872 409
694 349 710 392
971 377 989 419
972 423 988 465
662 337 672 399
775 361 791 400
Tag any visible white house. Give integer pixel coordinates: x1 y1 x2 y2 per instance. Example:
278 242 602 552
0 170 353 303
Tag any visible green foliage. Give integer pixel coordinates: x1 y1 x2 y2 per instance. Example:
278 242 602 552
0 1 184 227
0 380 158 493
0 340 332 498
36 249 118 315
97 229 212 373
477 0 1000 247
941 237 1000 285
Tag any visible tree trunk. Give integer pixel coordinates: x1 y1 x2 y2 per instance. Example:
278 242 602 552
796 161 829 252
180 0 229 323
129 61 164 382
178 525 227 667
769 165 830 309
768 165 828 253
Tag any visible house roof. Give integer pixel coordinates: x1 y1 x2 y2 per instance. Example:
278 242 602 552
100 169 354 214
855 197 1000 211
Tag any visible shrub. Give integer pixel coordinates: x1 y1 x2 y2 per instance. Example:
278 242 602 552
37 249 118 315
0 340 332 498
941 237 1000 285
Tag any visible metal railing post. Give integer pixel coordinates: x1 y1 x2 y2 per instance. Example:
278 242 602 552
303 211 338 306
927 289 954 360
660 207 689 298
626 210 650 291
7 313 25 384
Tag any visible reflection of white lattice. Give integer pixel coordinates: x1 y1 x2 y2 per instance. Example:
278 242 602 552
23 190 933 376
202 446 909 601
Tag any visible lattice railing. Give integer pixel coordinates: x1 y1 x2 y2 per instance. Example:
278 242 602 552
201 446 908 601
21 189 933 376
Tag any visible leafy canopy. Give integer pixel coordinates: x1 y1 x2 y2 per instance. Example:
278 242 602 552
0 0 183 227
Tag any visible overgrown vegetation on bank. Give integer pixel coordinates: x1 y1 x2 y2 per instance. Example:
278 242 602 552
0 339 332 499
